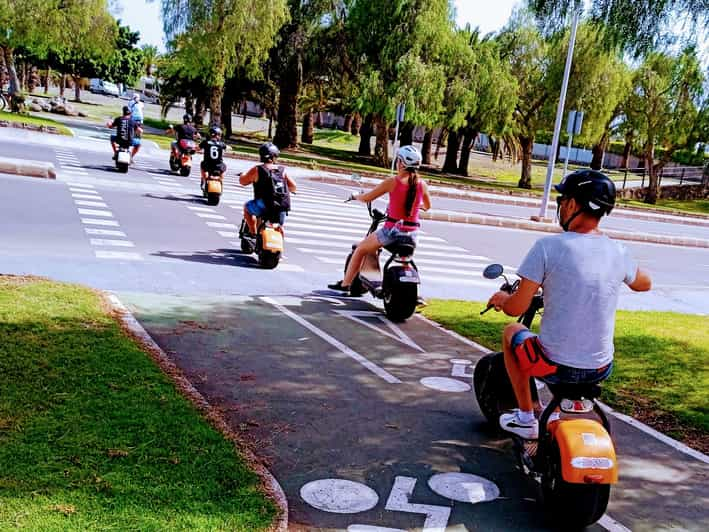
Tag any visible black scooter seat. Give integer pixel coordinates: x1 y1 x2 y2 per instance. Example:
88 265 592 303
384 242 416 256
547 382 602 400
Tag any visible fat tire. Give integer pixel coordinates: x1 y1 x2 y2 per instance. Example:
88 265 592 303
179 165 191 177
207 192 220 206
344 253 366 296
473 352 517 426
240 239 254 254
383 283 417 322
259 250 280 269
116 162 129 173
169 159 180 171
542 442 610 529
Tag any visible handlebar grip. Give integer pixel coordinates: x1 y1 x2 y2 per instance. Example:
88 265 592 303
480 305 494 315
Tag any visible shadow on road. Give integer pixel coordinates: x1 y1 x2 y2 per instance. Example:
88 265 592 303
81 163 125 174
144 193 206 204
153 248 260 268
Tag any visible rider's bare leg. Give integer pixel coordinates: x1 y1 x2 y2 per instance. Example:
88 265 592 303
502 323 535 412
131 144 140 160
243 204 257 234
342 233 381 287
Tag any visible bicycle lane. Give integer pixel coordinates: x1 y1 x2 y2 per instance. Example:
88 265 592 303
120 292 708 531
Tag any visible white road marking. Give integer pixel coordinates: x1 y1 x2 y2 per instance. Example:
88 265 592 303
385 476 450 532
422 274 499 287
420 376 471 392
71 194 102 201
262 296 401 383
206 222 238 229
217 231 238 238
450 359 473 378
94 251 142 260
598 515 633 532
300 479 379 514
65 182 94 188
85 228 126 237
194 213 226 220
78 208 113 217
348 526 405 532
427 472 499 503
75 200 108 208
81 218 120 227
187 206 216 212
333 310 425 352
276 263 305 272
89 239 135 247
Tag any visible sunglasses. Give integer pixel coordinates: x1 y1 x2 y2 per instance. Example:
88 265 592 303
556 195 569 206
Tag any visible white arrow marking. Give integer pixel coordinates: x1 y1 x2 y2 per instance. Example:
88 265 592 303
303 296 347 306
334 310 425 352
384 476 450 532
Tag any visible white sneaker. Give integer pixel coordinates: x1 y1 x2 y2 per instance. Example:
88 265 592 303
499 410 539 439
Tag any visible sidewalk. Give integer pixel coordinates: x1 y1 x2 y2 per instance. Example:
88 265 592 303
311 174 709 249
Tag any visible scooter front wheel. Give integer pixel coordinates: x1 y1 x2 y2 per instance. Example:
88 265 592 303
383 283 417 322
180 165 191 177
344 253 366 296
542 442 610 528
473 351 517 426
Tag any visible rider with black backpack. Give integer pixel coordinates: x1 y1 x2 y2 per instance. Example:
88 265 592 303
239 142 296 235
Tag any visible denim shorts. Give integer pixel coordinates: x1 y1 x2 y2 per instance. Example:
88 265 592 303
375 225 418 247
246 198 286 225
111 135 140 147
511 329 613 384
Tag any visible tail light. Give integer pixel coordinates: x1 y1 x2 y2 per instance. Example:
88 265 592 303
560 398 594 413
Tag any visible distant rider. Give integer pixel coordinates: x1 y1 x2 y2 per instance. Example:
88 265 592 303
106 105 141 162
328 145 431 294
487 170 652 440
167 114 199 160
239 142 296 235
128 93 144 159
199 125 227 190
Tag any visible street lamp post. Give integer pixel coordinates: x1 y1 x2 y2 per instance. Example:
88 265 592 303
537 7 581 220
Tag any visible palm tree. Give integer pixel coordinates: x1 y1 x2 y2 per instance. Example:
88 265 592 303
140 44 158 78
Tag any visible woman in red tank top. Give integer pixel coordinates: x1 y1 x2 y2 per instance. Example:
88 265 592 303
328 145 432 293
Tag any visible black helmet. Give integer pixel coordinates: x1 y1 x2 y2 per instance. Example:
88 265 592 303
183 113 192 124
122 105 131 115
209 125 222 137
555 169 616 216
259 142 280 162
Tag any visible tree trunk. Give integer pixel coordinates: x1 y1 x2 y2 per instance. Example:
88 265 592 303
458 128 479 176
268 112 273 139
591 131 609 170
351 113 362 136
399 122 414 147
422 129 433 165
518 136 534 189
644 143 658 204
373 114 389 168
72 75 81 102
220 89 233 138
301 110 314 144
274 55 302 149
343 114 353 133
314 111 322 128
184 95 194 117
435 128 448 161
1 47 21 96
621 139 632 168
44 66 50 94
443 130 461 173
358 113 373 156
208 85 224 127
194 98 206 126
59 74 66 97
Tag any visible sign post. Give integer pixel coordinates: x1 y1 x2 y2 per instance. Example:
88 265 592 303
563 110 584 176
391 103 406 173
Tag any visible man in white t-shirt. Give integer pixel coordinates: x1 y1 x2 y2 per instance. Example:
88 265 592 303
487 170 652 439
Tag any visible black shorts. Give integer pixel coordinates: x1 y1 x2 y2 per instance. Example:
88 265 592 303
201 161 226 174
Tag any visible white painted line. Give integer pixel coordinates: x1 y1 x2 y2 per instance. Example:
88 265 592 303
81 218 120 227
85 228 126 237
94 251 143 260
194 213 226 220
287 237 352 249
300 479 379 513
296 247 345 256
422 274 498 287
276 263 305 272
187 206 216 212
75 200 108 208
65 182 94 188
598 515 633 532
78 208 113 217
69 188 96 194
89 239 135 247
385 476 450 532
217 231 238 238
317 257 348 265
261 296 401 383
206 222 238 229
71 193 102 200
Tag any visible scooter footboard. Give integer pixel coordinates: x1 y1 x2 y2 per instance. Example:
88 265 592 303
552 419 618 484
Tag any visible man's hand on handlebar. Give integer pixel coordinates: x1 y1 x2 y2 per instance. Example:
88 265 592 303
345 193 359 203
482 290 511 314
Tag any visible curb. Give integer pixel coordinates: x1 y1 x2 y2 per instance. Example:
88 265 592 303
0 156 56 179
106 294 289 532
312 175 709 249
309 174 709 228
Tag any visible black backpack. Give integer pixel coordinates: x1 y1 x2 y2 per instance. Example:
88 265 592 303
257 165 291 213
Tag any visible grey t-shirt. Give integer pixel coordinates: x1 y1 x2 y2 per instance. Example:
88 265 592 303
517 232 637 369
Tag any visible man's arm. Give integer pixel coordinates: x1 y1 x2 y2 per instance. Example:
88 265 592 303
487 277 541 317
239 166 259 186
285 173 297 194
628 267 651 292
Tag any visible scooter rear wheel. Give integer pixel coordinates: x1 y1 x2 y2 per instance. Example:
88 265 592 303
180 165 191 177
116 162 129 173
383 284 417 322
542 442 610 528
259 250 280 269
207 192 220 206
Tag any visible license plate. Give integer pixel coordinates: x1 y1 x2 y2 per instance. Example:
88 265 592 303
116 152 130 164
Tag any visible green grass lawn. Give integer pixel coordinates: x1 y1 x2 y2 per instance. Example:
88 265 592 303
619 198 709 216
0 276 276 531
0 110 72 135
421 300 709 451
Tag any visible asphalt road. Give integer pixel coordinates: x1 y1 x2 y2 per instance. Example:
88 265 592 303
2 127 709 531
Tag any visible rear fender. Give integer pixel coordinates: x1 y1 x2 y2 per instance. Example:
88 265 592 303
385 265 420 289
207 179 222 194
551 419 618 484
260 226 283 252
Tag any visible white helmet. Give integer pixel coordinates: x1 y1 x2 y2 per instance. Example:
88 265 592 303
132 93 140 101
397 145 422 169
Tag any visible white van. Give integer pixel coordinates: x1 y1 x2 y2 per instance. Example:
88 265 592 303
89 79 120 97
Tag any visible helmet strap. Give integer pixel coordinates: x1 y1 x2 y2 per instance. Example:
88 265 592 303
560 207 583 232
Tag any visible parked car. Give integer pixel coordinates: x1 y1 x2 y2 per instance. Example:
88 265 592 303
89 79 120 97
